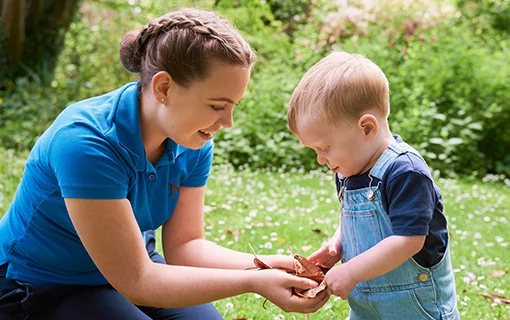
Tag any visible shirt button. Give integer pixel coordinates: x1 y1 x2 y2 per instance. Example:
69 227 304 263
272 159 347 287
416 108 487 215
418 273 429 282
148 173 156 181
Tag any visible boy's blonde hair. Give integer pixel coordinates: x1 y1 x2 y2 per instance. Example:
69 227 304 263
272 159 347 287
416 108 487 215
288 51 390 134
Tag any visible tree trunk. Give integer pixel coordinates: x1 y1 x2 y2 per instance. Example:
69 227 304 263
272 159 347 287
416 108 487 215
0 0 81 85
1 0 25 62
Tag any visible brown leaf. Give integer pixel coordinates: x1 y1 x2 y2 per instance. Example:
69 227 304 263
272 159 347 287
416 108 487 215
296 281 327 299
489 270 507 278
286 244 327 298
312 228 329 240
479 293 510 304
288 246 324 278
248 243 271 269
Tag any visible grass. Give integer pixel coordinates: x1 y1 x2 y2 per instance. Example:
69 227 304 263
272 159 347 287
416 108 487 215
1 149 509 319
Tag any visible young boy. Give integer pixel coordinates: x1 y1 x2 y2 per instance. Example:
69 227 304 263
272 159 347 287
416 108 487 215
287 51 459 319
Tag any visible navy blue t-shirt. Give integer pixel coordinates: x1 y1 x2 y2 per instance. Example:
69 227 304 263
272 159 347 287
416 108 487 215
335 139 448 268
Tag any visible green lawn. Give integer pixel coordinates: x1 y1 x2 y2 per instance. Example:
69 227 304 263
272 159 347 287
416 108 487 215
1 149 509 319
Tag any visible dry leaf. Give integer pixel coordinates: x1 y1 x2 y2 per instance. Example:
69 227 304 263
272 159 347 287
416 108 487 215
247 243 329 305
479 293 510 304
312 228 329 239
299 281 327 298
489 270 506 278
248 243 272 269
286 244 326 298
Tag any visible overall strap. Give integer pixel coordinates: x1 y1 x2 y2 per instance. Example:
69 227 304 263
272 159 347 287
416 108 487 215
369 140 422 180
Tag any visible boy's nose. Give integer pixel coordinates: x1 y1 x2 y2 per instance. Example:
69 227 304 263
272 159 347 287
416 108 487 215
317 153 328 165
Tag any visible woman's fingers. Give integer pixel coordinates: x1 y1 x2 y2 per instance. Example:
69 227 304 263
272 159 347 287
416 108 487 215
288 290 330 314
286 273 318 290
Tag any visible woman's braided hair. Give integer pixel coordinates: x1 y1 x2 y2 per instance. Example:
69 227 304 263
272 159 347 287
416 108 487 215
119 8 256 88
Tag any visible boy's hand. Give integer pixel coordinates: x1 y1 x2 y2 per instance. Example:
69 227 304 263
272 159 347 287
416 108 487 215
324 263 357 300
307 235 342 269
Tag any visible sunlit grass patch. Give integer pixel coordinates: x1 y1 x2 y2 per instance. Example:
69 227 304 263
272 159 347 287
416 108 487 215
0 150 508 319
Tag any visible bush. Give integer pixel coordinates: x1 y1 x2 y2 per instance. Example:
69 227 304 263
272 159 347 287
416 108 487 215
1 0 509 177
288 0 510 176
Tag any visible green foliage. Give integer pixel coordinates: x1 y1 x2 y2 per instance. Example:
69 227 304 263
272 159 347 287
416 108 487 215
0 78 71 150
288 1 510 176
1 0 510 176
456 0 510 33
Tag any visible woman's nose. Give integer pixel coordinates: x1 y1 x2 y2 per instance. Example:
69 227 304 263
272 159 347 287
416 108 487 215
218 110 233 128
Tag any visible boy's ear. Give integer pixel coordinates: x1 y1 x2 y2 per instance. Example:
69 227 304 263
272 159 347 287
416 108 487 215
358 114 378 140
151 71 174 103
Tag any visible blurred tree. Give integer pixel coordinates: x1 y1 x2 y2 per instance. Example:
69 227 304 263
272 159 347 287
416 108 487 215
0 0 81 85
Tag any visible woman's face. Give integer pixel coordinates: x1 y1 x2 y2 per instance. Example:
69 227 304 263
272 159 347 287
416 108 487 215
158 61 251 150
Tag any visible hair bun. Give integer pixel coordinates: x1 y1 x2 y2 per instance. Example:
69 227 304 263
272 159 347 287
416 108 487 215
119 30 142 73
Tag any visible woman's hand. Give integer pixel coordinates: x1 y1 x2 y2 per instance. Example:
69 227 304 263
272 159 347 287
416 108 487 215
249 269 330 313
258 254 295 272
307 235 342 269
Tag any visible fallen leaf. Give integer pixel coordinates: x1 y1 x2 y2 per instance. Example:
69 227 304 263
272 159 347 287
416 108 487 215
312 228 329 239
299 281 327 298
247 243 328 304
479 293 510 304
489 270 506 278
248 243 272 269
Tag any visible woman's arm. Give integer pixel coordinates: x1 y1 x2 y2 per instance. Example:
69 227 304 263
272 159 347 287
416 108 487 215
161 186 293 270
65 197 325 310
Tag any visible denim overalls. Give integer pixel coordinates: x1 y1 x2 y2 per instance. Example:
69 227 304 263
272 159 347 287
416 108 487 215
338 141 459 319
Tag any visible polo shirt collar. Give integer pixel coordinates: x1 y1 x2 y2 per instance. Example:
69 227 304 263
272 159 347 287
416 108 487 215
114 82 187 171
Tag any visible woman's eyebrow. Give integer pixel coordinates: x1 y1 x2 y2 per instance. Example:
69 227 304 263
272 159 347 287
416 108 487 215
207 97 236 104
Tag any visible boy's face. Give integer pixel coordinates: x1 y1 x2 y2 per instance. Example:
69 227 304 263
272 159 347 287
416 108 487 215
296 117 376 177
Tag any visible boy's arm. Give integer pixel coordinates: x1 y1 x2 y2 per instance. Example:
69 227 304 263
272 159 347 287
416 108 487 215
325 234 425 299
345 234 424 280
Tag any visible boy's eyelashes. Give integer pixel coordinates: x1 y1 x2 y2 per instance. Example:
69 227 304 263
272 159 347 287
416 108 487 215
209 105 225 111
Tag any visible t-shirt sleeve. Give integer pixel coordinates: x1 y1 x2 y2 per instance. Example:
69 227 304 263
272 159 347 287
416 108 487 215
180 140 214 187
49 126 129 199
385 171 436 236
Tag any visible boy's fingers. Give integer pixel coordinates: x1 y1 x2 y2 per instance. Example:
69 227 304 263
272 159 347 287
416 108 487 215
329 238 341 255
328 245 337 256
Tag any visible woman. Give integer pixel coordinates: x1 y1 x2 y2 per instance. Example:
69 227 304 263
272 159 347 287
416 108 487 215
0 7 329 320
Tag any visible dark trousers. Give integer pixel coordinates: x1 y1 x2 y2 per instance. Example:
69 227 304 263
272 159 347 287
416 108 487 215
0 230 223 319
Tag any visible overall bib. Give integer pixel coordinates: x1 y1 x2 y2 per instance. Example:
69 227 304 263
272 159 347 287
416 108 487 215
339 141 459 319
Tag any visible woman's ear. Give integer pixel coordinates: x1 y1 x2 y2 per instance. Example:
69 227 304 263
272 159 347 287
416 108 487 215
358 114 378 140
151 71 173 104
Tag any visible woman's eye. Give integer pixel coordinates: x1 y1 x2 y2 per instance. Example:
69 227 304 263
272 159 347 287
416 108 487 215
210 105 225 111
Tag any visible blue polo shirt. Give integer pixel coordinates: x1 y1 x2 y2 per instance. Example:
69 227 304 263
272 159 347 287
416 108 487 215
0 82 214 285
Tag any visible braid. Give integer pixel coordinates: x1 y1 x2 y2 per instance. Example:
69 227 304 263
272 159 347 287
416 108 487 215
135 14 231 60
119 8 255 88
